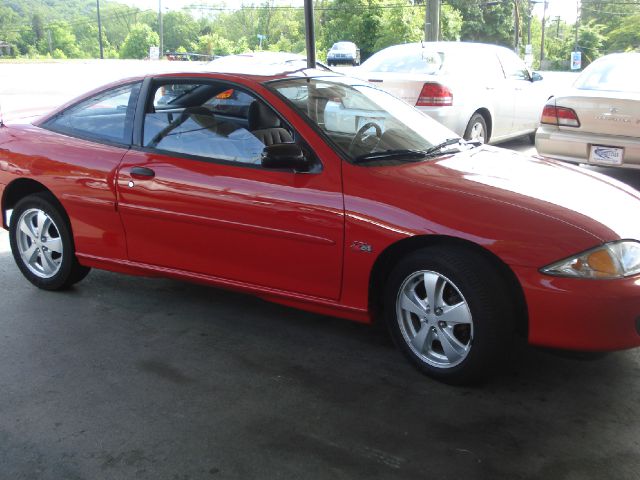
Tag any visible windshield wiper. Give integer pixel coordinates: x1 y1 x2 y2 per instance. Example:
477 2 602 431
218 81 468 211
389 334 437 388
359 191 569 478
353 149 428 163
423 137 464 156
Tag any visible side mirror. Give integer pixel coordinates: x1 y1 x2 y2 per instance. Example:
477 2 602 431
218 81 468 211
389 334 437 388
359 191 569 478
531 71 543 82
261 143 309 172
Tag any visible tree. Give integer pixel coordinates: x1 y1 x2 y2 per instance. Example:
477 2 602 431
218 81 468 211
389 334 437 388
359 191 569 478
162 11 200 52
37 23 82 58
318 0 384 60
373 1 423 52
194 32 236 57
606 14 640 53
440 4 463 41
446 0 513 46
120 23 159 59
576 20 606 66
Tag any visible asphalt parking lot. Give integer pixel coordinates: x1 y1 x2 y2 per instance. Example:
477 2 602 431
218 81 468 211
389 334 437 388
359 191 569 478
2 61 640 479
2 226 640 479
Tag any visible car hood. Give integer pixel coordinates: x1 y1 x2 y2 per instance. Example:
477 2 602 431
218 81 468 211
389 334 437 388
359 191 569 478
384 145 640 244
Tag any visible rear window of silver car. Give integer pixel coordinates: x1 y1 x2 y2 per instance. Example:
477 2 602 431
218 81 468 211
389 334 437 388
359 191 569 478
359 46 444 74
574 55 640 93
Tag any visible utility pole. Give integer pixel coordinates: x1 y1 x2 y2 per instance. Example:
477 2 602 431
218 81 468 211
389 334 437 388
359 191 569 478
96 0 104 59
574 0 579 51
425 0 440 42
540 0 548 66
158 0 164 57
304 0 316 68
527 0 532 45
514 0 520 52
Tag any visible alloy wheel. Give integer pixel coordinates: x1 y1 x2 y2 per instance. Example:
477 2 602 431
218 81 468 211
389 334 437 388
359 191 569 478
15 208 64 279
396 270 473 369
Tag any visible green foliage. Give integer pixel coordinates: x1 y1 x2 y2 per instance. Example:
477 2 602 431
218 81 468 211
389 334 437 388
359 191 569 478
576 20 606 66
0 0 635 70
440 5 463 42
194 33 236 56
373 1 423 52
120 23 159 59
162 11 200 52
52 48 66 59
448 0 514 47
606 14 640 53
318 0 384 59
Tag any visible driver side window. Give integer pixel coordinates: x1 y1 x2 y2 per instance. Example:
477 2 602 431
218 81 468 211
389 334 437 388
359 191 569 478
142 81 293 166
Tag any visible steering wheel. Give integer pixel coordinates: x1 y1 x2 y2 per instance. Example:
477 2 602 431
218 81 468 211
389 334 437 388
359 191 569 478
348 122 382 155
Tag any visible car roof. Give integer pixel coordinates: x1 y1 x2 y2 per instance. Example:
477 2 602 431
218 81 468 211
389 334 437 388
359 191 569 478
375 41 508 54
206 52 332 75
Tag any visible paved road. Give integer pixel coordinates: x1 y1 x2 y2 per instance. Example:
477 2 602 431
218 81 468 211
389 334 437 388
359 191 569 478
2 61 640 479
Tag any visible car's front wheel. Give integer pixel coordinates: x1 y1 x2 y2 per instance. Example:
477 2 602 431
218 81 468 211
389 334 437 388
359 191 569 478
9 193 90 290
384 246 514 384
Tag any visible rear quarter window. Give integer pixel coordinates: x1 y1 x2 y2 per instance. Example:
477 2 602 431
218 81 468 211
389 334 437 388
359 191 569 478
43 82 141 146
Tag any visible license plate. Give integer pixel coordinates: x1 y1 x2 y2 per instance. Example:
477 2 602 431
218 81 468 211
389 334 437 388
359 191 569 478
589 145 624 166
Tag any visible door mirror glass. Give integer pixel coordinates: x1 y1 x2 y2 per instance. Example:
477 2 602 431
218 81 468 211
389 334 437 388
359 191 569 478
531 71 544 82
261 143 309 172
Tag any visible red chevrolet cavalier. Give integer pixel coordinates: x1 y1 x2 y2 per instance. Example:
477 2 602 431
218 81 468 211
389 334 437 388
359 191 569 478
1 66 639 383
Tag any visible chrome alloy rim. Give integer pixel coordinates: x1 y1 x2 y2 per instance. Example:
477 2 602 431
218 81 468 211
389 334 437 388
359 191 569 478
470 122 485 143
15 208 63 279
396 270 473 369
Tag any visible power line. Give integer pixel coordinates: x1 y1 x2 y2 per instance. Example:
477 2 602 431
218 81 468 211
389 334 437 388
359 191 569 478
0 6 149 35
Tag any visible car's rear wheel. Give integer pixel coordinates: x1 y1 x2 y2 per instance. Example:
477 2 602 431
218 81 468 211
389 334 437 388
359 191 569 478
9 193 90 290
464 113 488 144
384 246 514 384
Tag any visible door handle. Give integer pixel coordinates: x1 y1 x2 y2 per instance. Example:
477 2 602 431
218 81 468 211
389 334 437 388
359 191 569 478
130 166 155 179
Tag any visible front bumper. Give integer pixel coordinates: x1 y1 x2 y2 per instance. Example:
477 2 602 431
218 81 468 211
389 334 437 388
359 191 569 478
536 125 640 169
327 55 355 64
514 265 640 351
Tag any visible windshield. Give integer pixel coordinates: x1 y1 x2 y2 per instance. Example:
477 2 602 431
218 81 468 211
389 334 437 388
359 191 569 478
268 77 458 162
574 54 640 93
332 42 354 51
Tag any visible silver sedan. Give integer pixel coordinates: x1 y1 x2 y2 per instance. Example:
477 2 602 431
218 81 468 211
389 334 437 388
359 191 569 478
350 42 550 144
536 52 640 169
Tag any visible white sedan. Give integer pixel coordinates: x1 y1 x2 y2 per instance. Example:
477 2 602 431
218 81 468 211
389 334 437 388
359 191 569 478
350 42 551 144
536 52 640 169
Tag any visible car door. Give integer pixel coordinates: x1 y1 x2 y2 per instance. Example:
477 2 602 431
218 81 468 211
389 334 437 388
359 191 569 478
474 49 514 140
497 48 539 134
116 77 344 300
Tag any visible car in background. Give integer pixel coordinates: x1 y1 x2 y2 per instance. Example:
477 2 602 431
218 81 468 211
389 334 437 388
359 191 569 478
327 41 361 66
351 42 549 144
536 52 640 169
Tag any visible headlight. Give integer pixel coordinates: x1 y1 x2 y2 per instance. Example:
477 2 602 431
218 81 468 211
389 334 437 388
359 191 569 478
541 241 640 279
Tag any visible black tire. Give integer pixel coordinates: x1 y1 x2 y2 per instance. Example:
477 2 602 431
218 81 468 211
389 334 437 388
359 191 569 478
9 193 90 291
528 130 537 145
463 113 488 144
383 245 515 385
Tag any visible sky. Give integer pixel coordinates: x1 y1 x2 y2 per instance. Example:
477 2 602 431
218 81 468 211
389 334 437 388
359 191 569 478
119 0 581 24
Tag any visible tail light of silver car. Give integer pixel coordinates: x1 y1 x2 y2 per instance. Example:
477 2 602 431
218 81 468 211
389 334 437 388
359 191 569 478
416 83 453 107
540 103 581 127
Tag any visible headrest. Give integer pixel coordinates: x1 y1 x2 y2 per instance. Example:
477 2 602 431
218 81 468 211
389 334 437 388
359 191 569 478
248 101 281 130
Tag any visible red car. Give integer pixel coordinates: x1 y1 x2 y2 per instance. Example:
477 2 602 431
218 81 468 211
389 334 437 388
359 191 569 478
1 66 640 384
